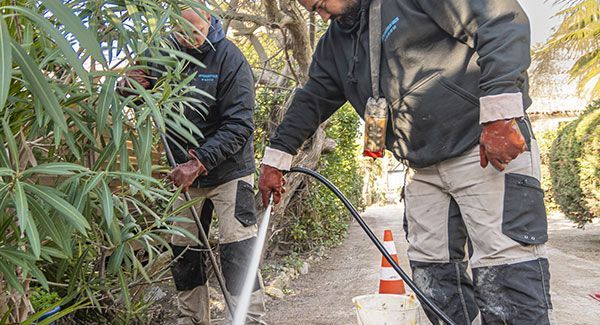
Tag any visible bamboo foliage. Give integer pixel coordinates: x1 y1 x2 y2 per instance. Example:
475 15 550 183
0 0 208 322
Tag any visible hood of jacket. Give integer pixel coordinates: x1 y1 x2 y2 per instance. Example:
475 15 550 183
172 15 226 56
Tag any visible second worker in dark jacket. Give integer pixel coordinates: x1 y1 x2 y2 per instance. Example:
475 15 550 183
119 5 265 324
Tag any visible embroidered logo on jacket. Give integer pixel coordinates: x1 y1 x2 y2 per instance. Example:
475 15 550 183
198 73 219 82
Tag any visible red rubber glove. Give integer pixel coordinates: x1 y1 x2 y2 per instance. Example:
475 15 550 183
479 118 527 171
258 164 286 206
117 69 151 97
168 150 207 192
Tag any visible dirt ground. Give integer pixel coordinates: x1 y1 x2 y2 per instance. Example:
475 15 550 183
264 205 600 325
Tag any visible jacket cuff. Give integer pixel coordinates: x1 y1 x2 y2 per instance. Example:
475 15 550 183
479 92 524 124
193 148 215 173
261 147 293 171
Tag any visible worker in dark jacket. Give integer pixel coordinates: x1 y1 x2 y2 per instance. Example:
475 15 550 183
259 0 553 324
119 5 265 325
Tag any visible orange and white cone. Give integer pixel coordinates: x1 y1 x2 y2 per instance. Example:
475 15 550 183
379 229 406 294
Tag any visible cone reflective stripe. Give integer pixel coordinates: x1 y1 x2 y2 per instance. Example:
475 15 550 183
379 229 406 294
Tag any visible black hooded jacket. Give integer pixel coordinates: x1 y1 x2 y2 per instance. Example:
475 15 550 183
269 0 531 168
162 18 256 187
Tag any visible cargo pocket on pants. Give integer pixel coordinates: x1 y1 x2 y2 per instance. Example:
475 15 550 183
235 180 257 227
503 173 548 245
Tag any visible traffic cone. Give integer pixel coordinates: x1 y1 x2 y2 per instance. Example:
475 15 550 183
379 229 406 294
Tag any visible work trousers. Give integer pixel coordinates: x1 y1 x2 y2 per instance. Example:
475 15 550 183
403 121 553 324
170 175 266 325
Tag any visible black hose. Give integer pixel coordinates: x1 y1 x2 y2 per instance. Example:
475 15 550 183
288 167 457 325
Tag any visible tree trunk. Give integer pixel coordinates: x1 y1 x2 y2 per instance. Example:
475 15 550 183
220 0 334 235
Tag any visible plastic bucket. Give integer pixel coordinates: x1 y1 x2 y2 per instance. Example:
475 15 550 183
352 294 420 325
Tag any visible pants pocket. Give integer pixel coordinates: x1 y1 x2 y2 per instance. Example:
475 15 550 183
503 173 548 245
235 180 257 227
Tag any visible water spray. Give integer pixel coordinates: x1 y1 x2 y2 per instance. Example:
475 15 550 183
232 196 273 325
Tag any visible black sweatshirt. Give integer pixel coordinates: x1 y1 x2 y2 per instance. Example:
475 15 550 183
269 0 531 168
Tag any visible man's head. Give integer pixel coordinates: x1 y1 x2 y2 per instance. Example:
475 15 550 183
298 0 361 26
174 4 211 48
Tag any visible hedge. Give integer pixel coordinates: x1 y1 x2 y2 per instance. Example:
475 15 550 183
549 100 600 226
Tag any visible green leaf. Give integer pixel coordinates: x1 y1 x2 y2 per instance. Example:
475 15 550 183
149 46 205 69
22 162 89 177
119 138 129 173
0 259 24 293
2 119 18 171
138 120 152 175
170 197 203 217
64 109 95 143
100 179 114 226
21 297 63 324
10 40 67 135
23 183 89 235
40 0 106 67
36 299 91 325
107 171 160 185
29 196 73 258
107 214 123 244
164 114 200 147
24 214 41 258
157 227 200 245
3 6 91 92
31 199 71 257
108 245 125 274
125 1 142 33
0 167 13 177
111 102 123 151
28 264 48 290
0 142 11 169
0 247 36 266
13 180 29 234
131 253 151 283
62 131 81 160
40 246 69 260
118 270 131 311
98 76 116 134
0 15 11 111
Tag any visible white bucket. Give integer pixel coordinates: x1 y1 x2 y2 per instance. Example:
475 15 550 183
352 294 421 325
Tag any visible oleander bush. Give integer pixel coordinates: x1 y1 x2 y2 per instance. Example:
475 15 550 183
0 0 208 322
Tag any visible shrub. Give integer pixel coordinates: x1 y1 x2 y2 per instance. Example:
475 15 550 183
286 103 364 252
0 1 208 322
538 128 560 211
549 100 600 226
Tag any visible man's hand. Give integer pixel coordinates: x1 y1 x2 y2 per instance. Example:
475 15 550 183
258 164 286 207
117 69 151 97
479 118 527 171
168 150 207 192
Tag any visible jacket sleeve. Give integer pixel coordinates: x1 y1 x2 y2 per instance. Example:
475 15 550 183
413 0 531 123
192 52 255 173
265 38 347 169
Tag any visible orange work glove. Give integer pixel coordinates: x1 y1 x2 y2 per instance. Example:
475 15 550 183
117 69 151 97
258 164 286 207
168 150 207 192
479 118 527 171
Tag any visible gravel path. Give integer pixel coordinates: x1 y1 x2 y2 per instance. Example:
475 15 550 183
264 205 600 325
